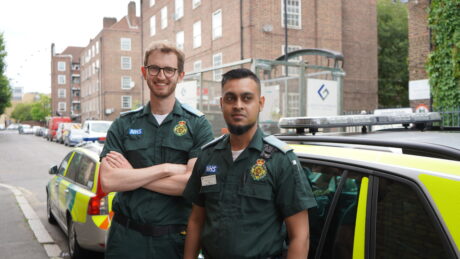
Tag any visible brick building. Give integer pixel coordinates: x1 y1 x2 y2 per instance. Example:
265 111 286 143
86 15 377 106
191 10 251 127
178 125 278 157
407 0 431 110
50 45 84 121
141 0 378 112
79 1 142 122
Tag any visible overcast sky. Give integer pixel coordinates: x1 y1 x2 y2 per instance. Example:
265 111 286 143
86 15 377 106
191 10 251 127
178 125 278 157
0 0 137 94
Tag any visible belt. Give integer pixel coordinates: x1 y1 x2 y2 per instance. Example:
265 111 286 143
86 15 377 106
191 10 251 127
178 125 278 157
113 213 186 237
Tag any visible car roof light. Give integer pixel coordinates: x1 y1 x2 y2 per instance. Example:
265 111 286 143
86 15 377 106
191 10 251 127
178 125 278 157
278 112 441 132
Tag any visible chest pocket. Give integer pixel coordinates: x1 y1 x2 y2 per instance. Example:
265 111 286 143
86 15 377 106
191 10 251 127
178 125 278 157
124 139 150 168
238 184 273 201
199 184 221 202
161 135 194 164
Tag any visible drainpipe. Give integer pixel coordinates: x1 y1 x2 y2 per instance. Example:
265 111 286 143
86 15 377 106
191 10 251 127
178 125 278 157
240 0 244 60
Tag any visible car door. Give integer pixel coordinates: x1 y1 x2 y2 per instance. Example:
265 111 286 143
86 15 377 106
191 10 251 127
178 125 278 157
58 152 81 222
50 152 73 223
300 160 457 259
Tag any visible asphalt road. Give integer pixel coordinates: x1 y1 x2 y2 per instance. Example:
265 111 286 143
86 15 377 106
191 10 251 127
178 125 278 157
0 130 103 258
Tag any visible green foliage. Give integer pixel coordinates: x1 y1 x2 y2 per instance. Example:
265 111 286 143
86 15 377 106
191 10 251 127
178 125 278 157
11 103 33 122
377 0 409 108
0 32 12 114
427 0 460 108
11 94 50 122
30 94 51 121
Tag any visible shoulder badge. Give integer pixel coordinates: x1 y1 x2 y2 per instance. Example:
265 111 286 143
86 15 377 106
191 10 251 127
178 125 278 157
181 103 204 117
201 134 226 150
120 106 143 117
263 135 293 154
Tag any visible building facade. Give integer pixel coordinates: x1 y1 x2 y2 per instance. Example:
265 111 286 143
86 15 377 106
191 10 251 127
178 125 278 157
141 0 378 112
51 45 83 121
80 1 142 122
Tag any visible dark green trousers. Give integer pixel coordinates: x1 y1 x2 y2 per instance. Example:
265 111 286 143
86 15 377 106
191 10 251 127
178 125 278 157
105 221 185 259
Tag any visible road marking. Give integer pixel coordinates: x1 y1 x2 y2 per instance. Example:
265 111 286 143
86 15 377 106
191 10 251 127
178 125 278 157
0 183 62 258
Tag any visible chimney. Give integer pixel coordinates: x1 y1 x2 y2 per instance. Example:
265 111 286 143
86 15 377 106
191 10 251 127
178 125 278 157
128 1 137 27
103 17 117 28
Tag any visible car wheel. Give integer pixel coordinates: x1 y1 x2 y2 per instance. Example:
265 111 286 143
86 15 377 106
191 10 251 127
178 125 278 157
46 193 57 225
68 218 88 259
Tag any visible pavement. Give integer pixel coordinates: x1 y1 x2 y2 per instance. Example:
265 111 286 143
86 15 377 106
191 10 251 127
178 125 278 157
0 183 61 259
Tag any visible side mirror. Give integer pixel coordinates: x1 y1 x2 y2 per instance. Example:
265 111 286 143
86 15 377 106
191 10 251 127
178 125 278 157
49 165 58 175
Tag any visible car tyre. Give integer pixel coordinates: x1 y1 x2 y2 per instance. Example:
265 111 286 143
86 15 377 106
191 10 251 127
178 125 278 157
68 218 88 259
46 193 57 225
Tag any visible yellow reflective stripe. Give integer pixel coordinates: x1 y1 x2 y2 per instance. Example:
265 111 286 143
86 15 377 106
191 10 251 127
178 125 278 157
72 191 90 223
92 215 110 230
353 177 368 259
419 174 460 251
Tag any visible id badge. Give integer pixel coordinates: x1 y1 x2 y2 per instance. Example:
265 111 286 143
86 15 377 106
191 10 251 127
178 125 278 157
201 175 217 186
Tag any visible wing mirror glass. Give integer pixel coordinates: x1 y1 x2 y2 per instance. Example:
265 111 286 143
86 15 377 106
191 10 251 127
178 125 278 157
49 165 58 175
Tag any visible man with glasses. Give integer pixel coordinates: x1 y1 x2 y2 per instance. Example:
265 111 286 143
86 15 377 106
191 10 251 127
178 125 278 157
100 41 214 259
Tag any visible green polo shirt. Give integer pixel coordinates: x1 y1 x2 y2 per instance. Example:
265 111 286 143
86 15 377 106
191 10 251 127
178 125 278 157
183 128 317 258
101 100 213 225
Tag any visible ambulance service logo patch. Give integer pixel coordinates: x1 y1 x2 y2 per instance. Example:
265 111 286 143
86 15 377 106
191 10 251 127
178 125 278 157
250 159 267 181
173 121 188 136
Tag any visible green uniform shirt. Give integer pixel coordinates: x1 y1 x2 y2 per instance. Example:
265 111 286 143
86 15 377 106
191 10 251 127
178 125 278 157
183 128 317 259
101 100 214 225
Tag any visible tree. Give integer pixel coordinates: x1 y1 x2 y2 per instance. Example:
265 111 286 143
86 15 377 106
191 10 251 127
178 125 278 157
0 32 12 115
427 0 460 109
11 103 33 122
377 0 409 108
30 94 51 121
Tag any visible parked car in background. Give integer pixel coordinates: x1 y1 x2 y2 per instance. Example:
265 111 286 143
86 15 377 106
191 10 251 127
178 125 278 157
32 126 42 135
18 124 34 134
46 142 115 259
81 120 112 143
0 124 5 130
47 116 72 141
64 128 85 147
7 123 20 130
56 123 81 144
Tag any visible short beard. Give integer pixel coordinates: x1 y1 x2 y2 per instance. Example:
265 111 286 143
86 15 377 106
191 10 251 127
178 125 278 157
227 122 256 135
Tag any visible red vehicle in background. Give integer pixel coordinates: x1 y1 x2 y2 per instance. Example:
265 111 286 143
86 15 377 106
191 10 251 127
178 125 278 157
46 116 72 141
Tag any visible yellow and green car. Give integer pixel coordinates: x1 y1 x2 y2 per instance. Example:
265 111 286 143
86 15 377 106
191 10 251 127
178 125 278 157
46 143 115 259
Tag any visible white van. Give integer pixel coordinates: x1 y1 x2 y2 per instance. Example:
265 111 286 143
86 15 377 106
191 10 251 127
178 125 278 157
81 120 112 141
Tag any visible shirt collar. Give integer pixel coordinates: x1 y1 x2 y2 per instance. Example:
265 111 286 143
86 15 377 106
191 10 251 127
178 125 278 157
214 127 265 152
140 99 184 117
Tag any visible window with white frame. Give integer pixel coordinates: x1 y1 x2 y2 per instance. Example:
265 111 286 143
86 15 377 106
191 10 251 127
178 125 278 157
287 93 300 116
150 16 156 36
192 0 201 9
282 45 302 75
121 96 132 109
58 61 66 71
58 88 66 98
121 76 132 89
213 53 223 81
58 102 66 112
193 21 201 48
176 31 184 50
175 0 184 20
161 6 168 29
121 38 132 51
150 0 155 7
121 56 132 70
193 60 202 72
281 0 301 29
96 41 99 54
92 45 95 57
58 75 66 85
212 9 222 40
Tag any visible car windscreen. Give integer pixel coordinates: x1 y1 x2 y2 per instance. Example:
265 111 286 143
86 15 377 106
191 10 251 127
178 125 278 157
71 129 85 136
91 123 111 133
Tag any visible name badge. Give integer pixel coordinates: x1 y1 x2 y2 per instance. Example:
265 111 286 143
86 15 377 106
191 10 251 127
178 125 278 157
201 175 217 186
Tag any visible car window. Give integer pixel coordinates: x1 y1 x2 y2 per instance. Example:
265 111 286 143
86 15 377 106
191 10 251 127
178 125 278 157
57 152 73 176
65 152 82 181
375 177 450 258
75 155 96 189
91 122 111 133
303 163 363 259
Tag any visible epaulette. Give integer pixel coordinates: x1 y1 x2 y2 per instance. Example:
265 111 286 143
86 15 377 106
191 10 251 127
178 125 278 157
181 103 204 117
263 135 293 154
120 106 143 117
201 135 226 150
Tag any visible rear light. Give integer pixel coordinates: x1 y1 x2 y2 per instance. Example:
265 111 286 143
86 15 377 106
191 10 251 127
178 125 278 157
88 168 109 215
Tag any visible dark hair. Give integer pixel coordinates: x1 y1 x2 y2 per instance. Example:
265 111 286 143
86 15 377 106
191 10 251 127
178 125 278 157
221 68 261 91
144 41 185 73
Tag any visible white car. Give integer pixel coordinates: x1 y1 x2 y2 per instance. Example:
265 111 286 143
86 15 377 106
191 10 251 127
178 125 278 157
81 120 112 143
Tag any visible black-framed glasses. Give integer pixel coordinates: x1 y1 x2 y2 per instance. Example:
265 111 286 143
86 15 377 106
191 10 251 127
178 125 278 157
144 65 178 77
